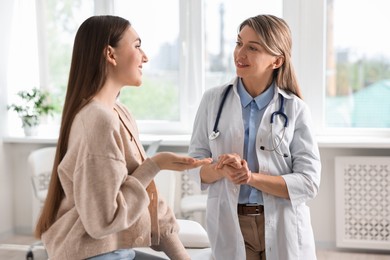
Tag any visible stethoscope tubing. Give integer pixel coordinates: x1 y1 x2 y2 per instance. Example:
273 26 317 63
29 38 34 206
209 85 233 140
208 84 289 157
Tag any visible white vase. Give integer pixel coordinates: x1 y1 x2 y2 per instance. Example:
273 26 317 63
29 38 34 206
23 126 38 136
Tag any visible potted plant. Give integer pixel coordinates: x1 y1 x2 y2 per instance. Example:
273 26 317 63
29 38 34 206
8 87 55 136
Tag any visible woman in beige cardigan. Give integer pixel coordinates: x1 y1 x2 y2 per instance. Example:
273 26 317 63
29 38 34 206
35 15 211 260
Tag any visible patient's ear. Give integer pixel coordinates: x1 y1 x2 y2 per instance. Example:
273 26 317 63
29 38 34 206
105 45 116 66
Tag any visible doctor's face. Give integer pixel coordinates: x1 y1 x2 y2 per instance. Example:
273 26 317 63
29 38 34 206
234 25 278 83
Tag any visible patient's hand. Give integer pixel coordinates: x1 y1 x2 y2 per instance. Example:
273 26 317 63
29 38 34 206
152 152 212 171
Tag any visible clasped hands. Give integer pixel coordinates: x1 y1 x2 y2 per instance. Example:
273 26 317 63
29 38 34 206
215 153 252 185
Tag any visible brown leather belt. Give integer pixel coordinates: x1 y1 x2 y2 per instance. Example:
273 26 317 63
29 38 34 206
237 204 264 216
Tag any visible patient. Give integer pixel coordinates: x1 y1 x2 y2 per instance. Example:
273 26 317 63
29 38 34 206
34 15 211 260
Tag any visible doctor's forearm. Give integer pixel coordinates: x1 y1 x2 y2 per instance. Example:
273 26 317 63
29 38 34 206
248 174 290 199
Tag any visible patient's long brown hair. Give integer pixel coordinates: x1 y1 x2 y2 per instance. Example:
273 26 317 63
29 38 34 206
35 15 130 238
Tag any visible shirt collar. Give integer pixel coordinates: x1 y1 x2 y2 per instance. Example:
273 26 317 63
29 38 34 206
237 78 275 110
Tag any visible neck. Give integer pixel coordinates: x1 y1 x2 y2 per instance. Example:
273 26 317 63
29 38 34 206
242 76 273 97
93 82 121 109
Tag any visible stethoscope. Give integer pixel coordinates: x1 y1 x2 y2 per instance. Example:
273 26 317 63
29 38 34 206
208 84 289 157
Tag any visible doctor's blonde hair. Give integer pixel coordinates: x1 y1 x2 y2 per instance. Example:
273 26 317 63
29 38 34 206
239 14 302 99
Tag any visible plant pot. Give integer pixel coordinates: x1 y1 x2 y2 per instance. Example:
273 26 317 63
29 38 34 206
23 126 38 136
21 115 40 136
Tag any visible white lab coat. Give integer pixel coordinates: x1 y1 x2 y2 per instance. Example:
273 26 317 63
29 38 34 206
188 78 321 260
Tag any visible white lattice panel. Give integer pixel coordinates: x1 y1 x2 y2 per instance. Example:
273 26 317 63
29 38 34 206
335 156 390 250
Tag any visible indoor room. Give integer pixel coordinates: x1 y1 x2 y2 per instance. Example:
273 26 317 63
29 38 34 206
0 0 389 259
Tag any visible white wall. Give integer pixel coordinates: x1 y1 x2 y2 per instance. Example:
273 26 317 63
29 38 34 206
0 1 15 239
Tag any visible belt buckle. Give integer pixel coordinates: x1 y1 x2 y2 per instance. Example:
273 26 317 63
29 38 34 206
245 203 260 216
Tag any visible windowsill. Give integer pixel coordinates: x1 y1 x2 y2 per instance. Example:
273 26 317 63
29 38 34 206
3 133 390 149
316 135 390 149
1 134 192 147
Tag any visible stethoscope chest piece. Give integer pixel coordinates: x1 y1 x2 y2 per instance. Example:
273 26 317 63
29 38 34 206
209 130 220 140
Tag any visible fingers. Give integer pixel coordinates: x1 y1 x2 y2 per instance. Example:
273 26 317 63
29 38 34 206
192 158 213 167
152 152 212 171
167 155 213 171
174 157 212 168
217 153 242 169
222 160 251 184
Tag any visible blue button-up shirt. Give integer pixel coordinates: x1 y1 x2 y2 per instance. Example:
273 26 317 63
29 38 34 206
237 78 274 205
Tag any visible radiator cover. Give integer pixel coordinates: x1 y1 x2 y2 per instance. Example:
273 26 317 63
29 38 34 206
335 156 390 250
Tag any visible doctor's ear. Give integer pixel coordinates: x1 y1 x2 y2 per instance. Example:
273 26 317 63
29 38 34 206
104 45 117 66
273 56 284 69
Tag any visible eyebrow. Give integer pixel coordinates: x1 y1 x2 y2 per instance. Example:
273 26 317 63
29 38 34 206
237 35 262 46
135 38 141 44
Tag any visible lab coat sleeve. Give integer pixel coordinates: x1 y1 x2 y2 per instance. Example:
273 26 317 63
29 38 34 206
282 101 321 208
188 90 213 190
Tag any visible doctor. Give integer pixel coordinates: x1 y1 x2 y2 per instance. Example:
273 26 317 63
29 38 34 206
188 14 321 260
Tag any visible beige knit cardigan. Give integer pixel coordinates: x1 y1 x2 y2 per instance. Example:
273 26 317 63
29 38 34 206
41 100 189 260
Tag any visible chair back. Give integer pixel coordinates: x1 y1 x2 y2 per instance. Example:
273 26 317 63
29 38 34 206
27 147 56 203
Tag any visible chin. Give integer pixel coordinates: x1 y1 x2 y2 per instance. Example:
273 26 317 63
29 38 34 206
235 70 245 78
127 80 142 87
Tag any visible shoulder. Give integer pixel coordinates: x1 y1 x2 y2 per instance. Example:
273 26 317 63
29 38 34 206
77 101 119 129
278 88 308 110
203 78 237 101
71 101 122 147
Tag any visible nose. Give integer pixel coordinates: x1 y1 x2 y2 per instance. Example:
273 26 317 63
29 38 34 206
235 46 246 59
142 54 149 63
237 46 246 58
143 55 148 63
141 49 148 63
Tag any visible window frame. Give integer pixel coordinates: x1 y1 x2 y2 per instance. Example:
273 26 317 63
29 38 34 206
287 0 390 137
8 0 390 138
137 0 329 136
133 0 204 135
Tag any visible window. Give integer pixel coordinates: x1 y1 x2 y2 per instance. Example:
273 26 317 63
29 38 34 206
6 0 40 133
7 0 93 134
325 0 390 129
113 0 282 134
7 0 283 135
204 0 282 90
36 0 94 107
114 0 182 132
7 0 388 138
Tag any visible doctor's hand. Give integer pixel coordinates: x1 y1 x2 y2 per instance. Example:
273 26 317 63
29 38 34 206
151 152 212 171
217 158 252 185
216 153 242 169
